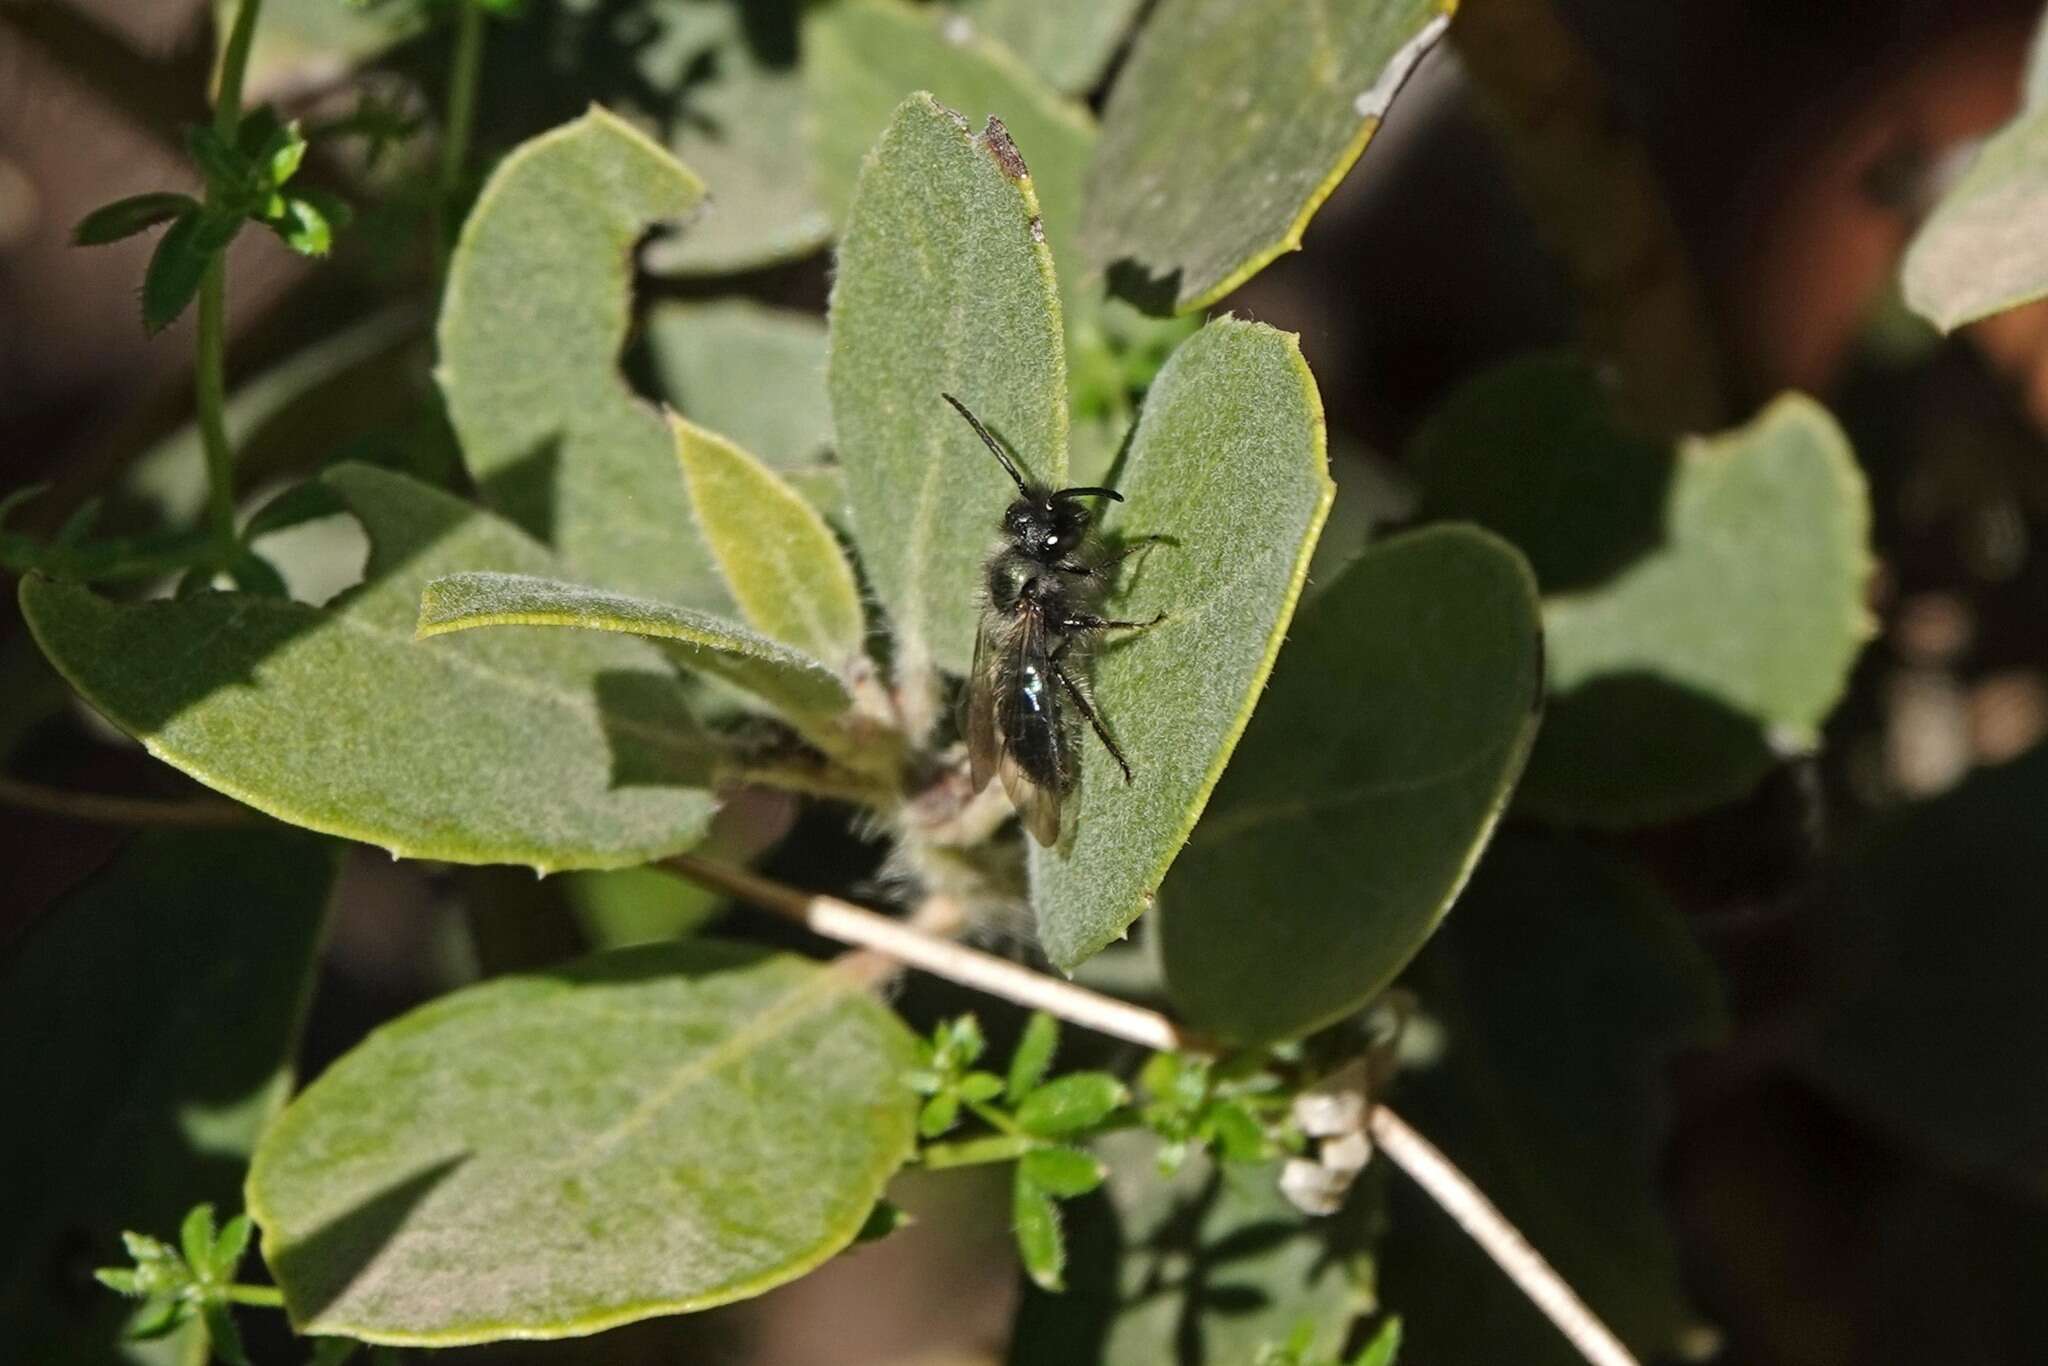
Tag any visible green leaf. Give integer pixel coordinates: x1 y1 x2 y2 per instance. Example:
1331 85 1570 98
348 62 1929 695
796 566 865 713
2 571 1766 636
200 1301 252 1366
74 191 200 244
1013 1172 1067 1291
1354 1315 1403 1366
953 0 1148 94
1084 0 1450 312
210 1215 254 1282
1015 1073 1126 1137
1009 1134 1371 1364
270 191 336 256
827 92 1067 680
22 464 719 870
141 211 214 334
1007 1012 1060 1102
1030 318 1333 970
1495 390 1873 825
1380 833 1722 1365
637 0 833 275
958 1070 1006 1102
1159 525 1543 1043
415 570 852 728
247 941 919 1343
1794 741 2048 1195
644 300 832 468
672 415 866 665
1020 1145 1106 1198
180 1205 218 1279
920 1091 962 1138
438 106 728 610
0 831 334 1364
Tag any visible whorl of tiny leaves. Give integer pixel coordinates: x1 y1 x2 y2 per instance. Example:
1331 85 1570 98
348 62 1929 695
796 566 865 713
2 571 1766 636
671 415 866 666
827 93 1067 678
1902 17 2048 331
437 106 728 609
1084 0 1452 313
416 570 852 727
21 465 719 871
1031 318 1334 971
247 941 919 1343
1161 525 1544 1043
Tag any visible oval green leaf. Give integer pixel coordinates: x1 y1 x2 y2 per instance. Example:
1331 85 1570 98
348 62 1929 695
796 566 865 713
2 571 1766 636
1030 318 1333 971
416 569 852 726
438 106 728 609
247 940 919 1344
21 465 718 871
827 92 1067 680
1084 0 1452 312
672 415 866 666
1160 525 1544 1043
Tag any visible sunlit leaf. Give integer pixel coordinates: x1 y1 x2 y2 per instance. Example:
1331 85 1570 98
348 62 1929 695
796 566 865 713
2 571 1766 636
247 941 918 1343
1014 1175 1067 1291
1161 526 1543 1043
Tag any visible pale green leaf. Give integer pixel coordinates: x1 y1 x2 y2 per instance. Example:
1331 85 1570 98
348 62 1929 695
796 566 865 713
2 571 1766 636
1381 833 1721 1364
1160 525 1543 1043
1019 1146 1105 1198
1084 0 1451 312
0 831 334 1365
1006 1011 1060 1101
644 300 832 467
22 465 719 870
415 569 852 727
1354 1315 1404 1366
438 106 728 609
1013 1174 1066 1291
1009 1134 1371 1363
247 941 919 1343
950 0 1148 94
222 0 421 99
672 415 866 665
1031 318 1333 970
1015 1073 1126 1138
827 92 1067 678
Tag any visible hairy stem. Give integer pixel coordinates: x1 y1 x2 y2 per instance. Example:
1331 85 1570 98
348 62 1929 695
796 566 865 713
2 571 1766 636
222 1284 284 1308
669 852 1642 1366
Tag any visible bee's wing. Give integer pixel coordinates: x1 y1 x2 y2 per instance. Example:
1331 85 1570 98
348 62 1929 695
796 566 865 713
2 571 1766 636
966 613 1003 792
998 748 1064 847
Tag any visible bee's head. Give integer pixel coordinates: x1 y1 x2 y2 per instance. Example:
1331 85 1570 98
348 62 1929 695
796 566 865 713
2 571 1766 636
1004 494 1095 561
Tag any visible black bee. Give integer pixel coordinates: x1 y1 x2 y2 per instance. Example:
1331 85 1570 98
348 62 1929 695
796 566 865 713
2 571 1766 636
946 393 1162 846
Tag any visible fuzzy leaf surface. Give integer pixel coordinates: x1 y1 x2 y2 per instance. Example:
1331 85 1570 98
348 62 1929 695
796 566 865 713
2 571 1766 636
22 465 718 870
1381 834 1722 1364
644 300 832 467
1031 318 1332 970
1161 526 1543 1042
672 416 866 664
0 831 334 1365
1084 0 1451 312
438 107 727 609
827 92 1067 677
247 941 919 1343
416 569 851 725
955 0 1149 93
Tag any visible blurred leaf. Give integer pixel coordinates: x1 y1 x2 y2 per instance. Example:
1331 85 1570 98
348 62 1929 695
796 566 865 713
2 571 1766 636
1010 1133 1370 1365
416 570 852 728
672 416 866 665
439 107 728 610
74 191 199 245
1353 1315 1402 1366
1008 1012 1060 1102
1016 1074 1127 1137
1796 741 2048 1196
1021 1146 1107 1197
248 941 918 1342
141 211 214 335
22 465 719 870
644 300 832 467
827 93 1067 678
1084 0 1450 312
1014 1173 1067 1291
636 0 833 275
952 0 1148 94
222 0 423 99
1160 525 1543 1043
1380 833 1721 1365
0 831 334 1365
560 864 722 949
1419 372 1872 825
1031 319 1333 971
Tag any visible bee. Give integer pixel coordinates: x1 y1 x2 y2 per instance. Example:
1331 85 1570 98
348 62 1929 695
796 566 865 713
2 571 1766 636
946 393 1163 846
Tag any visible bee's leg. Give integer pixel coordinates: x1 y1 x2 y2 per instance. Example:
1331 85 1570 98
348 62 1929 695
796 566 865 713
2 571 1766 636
1058 611 1167 634
1054 535 1167 580
1053 663 1135 783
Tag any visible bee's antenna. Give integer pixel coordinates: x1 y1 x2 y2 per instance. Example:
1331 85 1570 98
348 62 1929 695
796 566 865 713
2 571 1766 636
943 393 1031 495
1054 486 1123 503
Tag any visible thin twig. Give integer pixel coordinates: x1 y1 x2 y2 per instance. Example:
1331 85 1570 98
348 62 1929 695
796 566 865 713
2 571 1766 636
667 852 1642 1366
0 776 256 828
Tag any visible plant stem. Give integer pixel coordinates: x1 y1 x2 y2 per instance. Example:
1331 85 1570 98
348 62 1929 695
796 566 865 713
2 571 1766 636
669 852 1643 1366
223 1284 285 1308
920 1132 1037 1170
196 0 266 570
434 0 487 267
